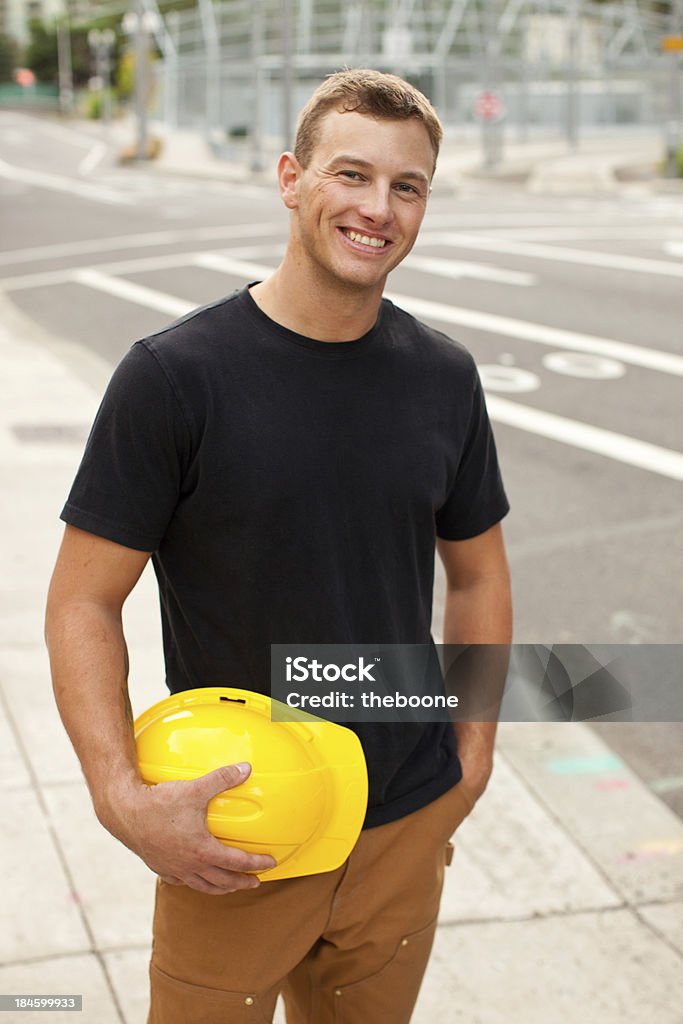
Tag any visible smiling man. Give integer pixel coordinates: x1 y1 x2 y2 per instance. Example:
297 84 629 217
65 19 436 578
46 70 511 1024
251 101 435 335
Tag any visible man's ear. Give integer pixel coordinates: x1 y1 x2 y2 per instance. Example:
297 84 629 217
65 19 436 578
278 151 302 209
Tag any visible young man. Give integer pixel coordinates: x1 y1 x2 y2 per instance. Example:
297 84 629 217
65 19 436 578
46 70 511 1023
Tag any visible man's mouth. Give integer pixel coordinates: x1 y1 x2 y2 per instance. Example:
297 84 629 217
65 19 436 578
341 228 389 250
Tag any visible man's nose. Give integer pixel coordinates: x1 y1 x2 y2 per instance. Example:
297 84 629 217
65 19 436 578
357 182 394 224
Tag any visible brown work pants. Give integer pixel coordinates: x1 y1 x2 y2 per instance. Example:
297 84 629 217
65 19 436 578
148 781 473 1024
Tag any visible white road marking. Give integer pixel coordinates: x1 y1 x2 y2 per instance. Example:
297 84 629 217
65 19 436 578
402 254 536 286
78 141 108 176
542 352 626 380
1 246 280 292
422 226 683 242
71 269 194 317
0 223 283 267
479 366 541 392
422 210 671 229
8 112 101 149
0 157 135 206
4 247 680 381
486 396 683 482
387 292 683 378
3 128 30 145
419 231 683 279
664 242 683 258
192 251 284 280
67 266 683 482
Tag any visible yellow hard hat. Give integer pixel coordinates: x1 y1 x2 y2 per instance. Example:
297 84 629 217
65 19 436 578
133 687 368 882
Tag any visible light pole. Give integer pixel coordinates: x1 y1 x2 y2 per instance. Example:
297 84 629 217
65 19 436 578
566 0 580 150
88 28 116 127
663 0 683 178
122 2 160 160
251 0 266 173
481 0 504 170
281 0 294 151
56 15 73 116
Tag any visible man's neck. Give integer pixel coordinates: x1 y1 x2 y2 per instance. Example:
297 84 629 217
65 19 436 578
249 259 385 342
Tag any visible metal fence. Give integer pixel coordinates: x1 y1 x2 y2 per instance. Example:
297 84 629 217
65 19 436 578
139 0 678 150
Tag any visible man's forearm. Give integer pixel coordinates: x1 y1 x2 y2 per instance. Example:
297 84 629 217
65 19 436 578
45 599 142 825
442 574 512 799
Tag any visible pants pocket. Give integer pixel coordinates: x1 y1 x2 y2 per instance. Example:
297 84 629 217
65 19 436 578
148 962 277 1024
332 915 439 1024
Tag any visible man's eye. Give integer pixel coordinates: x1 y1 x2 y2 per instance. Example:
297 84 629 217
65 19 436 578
395 182 419 195
340 170 363 181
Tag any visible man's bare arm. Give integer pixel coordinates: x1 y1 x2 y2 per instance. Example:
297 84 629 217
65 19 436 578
45 525 275 893
437 523 512 802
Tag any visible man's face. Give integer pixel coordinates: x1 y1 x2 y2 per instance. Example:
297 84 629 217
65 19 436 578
284 109 434 295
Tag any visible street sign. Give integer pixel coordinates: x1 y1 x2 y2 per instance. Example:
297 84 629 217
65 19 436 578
14 68 36 88
474 90 505 123
661 36 683 52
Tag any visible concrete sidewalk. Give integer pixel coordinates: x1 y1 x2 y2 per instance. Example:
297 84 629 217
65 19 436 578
1 286 682 1024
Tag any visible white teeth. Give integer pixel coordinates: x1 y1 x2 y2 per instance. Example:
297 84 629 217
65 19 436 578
345 230 386 248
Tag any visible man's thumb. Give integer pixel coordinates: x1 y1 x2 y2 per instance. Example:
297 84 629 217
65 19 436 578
196 762 251 800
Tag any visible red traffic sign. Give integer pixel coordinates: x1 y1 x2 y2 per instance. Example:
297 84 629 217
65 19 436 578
474 90 505 122
15 68 36 88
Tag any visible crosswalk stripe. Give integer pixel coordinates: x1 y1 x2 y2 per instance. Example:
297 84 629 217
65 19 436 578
419 231 683 279
389 293 683 378
486 396 683 482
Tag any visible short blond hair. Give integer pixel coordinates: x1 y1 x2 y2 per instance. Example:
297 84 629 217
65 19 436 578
294 68 442 174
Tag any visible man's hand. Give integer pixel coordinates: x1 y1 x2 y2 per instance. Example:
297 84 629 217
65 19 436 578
458 751 493 806
99 761 277 895
454 720 498 808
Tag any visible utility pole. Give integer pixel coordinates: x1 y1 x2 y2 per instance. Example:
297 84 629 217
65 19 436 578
123 1 159 161
566 0 580 150
134 0 149 160
88 28 116 128
664 0 683 178
198 0 220 143
481 0 504 170
251 0 266 172
56 15 73 116
281 0 294 151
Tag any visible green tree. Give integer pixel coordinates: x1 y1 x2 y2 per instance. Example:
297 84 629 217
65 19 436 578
0 31 19 82
24 19 97 87
24 20 57 83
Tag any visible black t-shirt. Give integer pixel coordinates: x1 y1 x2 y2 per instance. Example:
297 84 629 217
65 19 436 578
62 285 509 827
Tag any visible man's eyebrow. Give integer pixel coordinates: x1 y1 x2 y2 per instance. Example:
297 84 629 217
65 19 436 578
328 155 430 186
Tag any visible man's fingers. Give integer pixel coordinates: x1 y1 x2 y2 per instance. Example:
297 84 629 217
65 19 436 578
186 872 257 896
214 840 277 873
198 864 262 891
192 762 251 802
190 765 277 868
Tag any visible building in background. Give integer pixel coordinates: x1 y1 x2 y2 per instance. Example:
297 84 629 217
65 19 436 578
0 0 108 45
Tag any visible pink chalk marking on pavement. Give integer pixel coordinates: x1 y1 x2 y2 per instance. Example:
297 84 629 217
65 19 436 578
617 838 683 863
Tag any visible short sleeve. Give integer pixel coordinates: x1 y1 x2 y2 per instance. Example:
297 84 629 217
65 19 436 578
435 373 509 541
61 341 191 552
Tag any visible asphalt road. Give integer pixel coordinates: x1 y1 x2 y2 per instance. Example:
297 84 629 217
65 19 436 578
1 110 681 814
